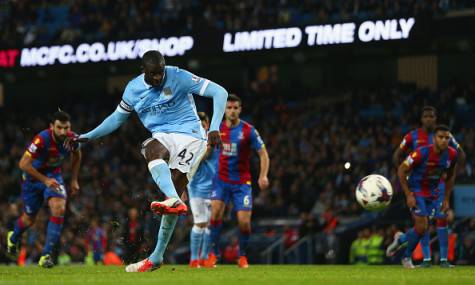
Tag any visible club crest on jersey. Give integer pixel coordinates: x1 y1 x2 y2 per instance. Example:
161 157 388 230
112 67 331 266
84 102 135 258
191 75 201 83
163 87 172 96
238 131 244 140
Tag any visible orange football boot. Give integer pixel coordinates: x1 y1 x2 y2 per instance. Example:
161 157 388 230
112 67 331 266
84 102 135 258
150 197 188 215
189 259 200 268
238 256 249 268
208 252 218 267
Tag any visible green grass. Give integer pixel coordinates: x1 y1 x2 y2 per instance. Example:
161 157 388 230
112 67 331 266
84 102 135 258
0 265 474 285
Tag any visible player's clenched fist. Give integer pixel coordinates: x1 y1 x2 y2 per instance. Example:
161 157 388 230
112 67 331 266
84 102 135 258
207 130 222 149
258 176 269 190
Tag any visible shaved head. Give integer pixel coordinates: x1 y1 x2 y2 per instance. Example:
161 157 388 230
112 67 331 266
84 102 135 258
141 50 166 87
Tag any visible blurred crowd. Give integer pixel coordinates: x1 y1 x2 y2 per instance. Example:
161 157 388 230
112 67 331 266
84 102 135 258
1 0 475 47
1 65 475 264
348 216 475 265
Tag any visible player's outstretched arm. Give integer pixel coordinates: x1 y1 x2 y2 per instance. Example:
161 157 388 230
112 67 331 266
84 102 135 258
80 109 130 141
201 81 228 148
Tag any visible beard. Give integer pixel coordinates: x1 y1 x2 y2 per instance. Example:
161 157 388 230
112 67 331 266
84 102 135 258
54 134 67 142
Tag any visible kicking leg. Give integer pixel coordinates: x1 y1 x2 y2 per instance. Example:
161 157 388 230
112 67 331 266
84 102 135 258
8 213 36 259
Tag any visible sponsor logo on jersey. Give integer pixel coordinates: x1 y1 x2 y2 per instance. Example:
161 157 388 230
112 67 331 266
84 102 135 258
222 143 238 156
140 100 177 114
163 87 172 96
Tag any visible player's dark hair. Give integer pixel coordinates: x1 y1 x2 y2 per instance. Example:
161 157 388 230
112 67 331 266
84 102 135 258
434 124 450 133
227 94 242 105
422 106 437 116
142 50 165 69
50 110 70 123
198 112 209 122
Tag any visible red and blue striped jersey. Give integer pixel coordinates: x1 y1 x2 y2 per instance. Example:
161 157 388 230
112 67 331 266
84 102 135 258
399 128 459 153
218 120 265 184
404 145 458 198
22 129 76 181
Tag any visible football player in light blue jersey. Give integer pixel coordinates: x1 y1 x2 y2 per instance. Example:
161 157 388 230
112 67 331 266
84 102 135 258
188 112 219 268
65 50 227 272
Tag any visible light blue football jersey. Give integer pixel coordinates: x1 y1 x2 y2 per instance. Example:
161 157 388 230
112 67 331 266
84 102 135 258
188 148 219 199
117 66 211 140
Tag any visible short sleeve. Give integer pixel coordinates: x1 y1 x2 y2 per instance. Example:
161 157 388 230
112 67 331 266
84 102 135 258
403 149 422 169
25 135 45 159
176 68 210 96
399 133 413 152
449 133 460 150
250 127 265 151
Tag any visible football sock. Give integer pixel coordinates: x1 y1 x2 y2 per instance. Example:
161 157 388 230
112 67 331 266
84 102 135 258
200 228 211 260
210 219 223 255
149 214 178 265
420 232 431 261
10 217 29 244
437 218 449 261
238 229 250 256
148 159 179 199
404 227 424 258
190 225 204 261
42 216 64 255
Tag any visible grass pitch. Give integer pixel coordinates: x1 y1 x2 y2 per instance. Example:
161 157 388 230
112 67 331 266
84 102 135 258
0 265 474 285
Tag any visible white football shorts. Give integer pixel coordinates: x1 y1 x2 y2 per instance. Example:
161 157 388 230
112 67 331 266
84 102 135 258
141 132 207 180
189 197 211 224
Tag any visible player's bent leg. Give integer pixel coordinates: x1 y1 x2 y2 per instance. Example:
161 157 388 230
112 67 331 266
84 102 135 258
386 231 404 257
402 215 428 269
142 138 187 215
237 210 251 268
39 197 66 268
7 213 36 260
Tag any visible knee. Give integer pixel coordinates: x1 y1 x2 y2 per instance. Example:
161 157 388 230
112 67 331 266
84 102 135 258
22 214 36 226
142 139 169 163
238 221 251 232
50 201 66 216
415 219 428 234
195 222 208 228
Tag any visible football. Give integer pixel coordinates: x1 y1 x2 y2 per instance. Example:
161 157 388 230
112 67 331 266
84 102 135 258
356 174 393 211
